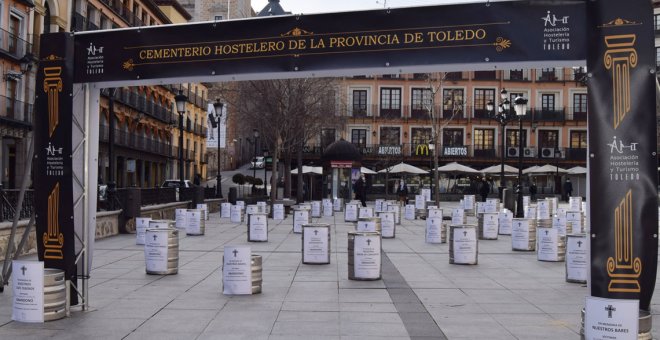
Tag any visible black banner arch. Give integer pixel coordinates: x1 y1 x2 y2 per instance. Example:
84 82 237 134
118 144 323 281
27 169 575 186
34 0 658 314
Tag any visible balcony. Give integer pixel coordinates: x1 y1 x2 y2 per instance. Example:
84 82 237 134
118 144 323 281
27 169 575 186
536 68 563 82
0 95 33 127
379 109 402 119
534 108 565 122
0 27 32 59
99 126 172 157
473 71 497 80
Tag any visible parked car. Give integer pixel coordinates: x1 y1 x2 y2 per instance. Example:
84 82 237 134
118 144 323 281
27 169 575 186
161 180 193 188
251 157 265 169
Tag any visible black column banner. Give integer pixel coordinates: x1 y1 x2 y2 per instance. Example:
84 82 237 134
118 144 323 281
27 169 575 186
34 33 77 305
587 0 658 310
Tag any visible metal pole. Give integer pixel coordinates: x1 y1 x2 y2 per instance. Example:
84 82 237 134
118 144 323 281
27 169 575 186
217 119 222 198
179 112 184 187
108 88 116 210
500 121 506 199
263 154 268 197
516 117 524 218
253 138 257 180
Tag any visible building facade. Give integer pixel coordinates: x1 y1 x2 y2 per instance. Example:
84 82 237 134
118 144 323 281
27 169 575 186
50 0 210 188
301 68 588 192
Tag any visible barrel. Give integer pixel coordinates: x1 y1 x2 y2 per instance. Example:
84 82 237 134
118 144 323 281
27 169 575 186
485 198 500 213
566 211 584 234
427 208 443 219
387 204 401 225
196 203 209 221
251 255 263 294
566 233 588 283
175 209 187 229
186 209 205 236
477 213 499 240
358 207 374 219
43 268 66 322
311 201 322 217
344 203 359 222
415 209 428 220
498 209 513 235
347 231 381 280
145 228 179 275
536 226 565 262
135 217 151 245
552 215 572 236
462 195 476 216
247 213 268 242
246 204 260 215
322 199 334 217
568 197 582 211
451 208 467 225
404 205 416 220
512 218 537 251
536 200 553 220
302 224 331 264
220 203 232 218
449 225 478 265
357 217 382 234
378 212 396 238
425 217 444 244
230 205 244 223
333 198 344 212
293 208 311 233
579 308 652 340
524 205 536 219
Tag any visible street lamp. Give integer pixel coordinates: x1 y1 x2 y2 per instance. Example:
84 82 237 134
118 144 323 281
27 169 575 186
174 91 188 188
263 149 269 197
513 95 529 218
213 99 224 198
487 89 515 199
252 129 259 191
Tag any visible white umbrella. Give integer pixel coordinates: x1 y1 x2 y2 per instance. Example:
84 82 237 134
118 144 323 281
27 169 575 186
480 164 519 174
378 162 428 174
567 166 587 175
433 162 479 174
528 164 568 174
361 167 377 175
522 165 539 174
291 166 323 175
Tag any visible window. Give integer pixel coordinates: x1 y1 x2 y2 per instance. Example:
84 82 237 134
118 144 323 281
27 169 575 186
573 93 588 120
541 94 556 112
473 88 495 118
6 79 16 117
656 47 660 67
379 127 401 145
655 14 660 31
321 129 336 148
474 71 496 80
506 129 527 148
411 88 432 118
351 129 367 147
352 90 367 117
214 15 223 21
443 129 464 146
8 15 20 54
570 131 587 149
538 130 559 148
442 89 464 118
509 69 525 81
411 128 432 145
473 128 495 157
539 68 557 81
380 88 401 118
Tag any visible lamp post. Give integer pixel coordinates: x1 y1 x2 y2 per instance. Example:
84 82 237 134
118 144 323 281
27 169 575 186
555 148 561 195
213 99 224 198
263 149 269 197
252 129 259 190
486 89 515 199
174 91 188 188
513 96 529 218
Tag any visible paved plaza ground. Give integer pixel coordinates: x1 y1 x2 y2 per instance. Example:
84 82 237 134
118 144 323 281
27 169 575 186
0 201 658 339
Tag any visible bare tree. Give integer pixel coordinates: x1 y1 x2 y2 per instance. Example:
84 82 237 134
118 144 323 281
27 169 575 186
219 78 342 203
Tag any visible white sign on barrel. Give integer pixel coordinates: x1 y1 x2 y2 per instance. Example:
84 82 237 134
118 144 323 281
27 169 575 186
566 234 588 282
415 195 425 209
293 210 309 233
303 226 329 264
249 214 268 241
311 201 322 217
380 212 395 238
135 217 151 245
196 203 209 220
404 205 415 220
498 210 513 235
453 227 477 264
145 229 169 273
358 207 374 218
585 297 638 340
186 210 202 235
175 208 187 229
323 199 333 216
512 220 531 250
353 234 381 279
273 204 285 220
221 203 231 218
421 188 431 202
345 204 358 222
451 208 464 225
426 217 442 243
553 215 568 236
222 245 252 295
428 208 442 219
482 213 499 239
357 219 377 232
12 260 44 323
230 205 243 223
537 228 559 261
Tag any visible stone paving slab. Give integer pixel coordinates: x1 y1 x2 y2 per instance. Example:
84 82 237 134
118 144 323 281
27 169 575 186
0 201 658 339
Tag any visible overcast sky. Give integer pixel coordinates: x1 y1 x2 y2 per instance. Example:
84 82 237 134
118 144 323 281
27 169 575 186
251 0 480 15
